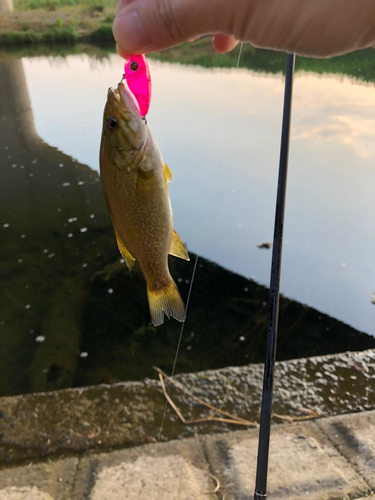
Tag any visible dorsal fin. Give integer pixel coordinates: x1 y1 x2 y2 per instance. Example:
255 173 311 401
169 229 189 261
115 228 136 270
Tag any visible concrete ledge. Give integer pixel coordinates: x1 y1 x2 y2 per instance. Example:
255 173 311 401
205 421 370 499
317 411 375 490
0 410 374 499
0 457 78 499
0 348 374 466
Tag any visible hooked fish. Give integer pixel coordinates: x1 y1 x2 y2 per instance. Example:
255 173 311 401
99 82 189 326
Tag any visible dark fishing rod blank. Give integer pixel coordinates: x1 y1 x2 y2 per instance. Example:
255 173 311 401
253 52 295 499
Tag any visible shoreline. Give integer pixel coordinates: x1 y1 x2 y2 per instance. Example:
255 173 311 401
1 31 375 87
0 347 373 467
0 7 115 45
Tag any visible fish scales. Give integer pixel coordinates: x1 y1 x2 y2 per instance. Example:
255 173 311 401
115 171 171 278
100 83 189 326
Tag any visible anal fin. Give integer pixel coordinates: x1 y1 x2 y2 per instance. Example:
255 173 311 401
169 229 189 261
115 228 136 270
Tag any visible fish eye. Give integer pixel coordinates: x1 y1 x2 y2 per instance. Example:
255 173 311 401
130 61 138 71
107 116 117 131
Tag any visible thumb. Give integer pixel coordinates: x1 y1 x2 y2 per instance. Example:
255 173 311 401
113 0 239 58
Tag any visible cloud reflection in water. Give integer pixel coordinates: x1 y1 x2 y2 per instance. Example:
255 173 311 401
22 54 375 335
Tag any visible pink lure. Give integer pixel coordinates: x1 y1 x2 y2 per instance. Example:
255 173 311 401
124 55 151 117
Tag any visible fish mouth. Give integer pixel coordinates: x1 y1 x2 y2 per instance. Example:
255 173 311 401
105 84 145 153
107 82 141 118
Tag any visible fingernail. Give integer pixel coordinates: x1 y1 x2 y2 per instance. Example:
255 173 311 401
113 10 150 52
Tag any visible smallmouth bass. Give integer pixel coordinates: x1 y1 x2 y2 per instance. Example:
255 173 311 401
99 82 189 326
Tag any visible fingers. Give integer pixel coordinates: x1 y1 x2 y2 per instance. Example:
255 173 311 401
113 0 234 57
113 0 375 59
212 34 239 54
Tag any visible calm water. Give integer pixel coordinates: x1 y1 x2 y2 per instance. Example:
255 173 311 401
22 50 375 336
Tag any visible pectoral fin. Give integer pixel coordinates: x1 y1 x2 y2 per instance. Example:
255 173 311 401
169 229 189 261
164 163 173 182
163 163 173 190
115 228 136 270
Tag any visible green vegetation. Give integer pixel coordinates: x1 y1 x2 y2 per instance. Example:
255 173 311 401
0 0 117 44
1 12 375 87
0 41 114 58
13 0 115 11
89 22 113 42
149 38 375 84
0 19 78 45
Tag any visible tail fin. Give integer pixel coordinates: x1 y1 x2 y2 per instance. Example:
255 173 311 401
147 280 185 327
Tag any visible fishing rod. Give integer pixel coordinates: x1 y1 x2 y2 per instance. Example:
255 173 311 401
254 52 295 499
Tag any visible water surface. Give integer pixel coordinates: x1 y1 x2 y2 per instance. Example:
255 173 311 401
1 45 375 397
22 50 375 335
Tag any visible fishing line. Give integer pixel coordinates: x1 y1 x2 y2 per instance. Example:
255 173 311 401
157 42 244 442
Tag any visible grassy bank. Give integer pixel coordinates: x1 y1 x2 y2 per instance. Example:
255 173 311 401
0 0 116 45
149 38 375 84
1 8 375 86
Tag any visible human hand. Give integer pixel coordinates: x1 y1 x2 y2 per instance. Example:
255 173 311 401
113 0 375 59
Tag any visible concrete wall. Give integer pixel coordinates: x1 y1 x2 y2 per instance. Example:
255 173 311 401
0 58 38 147
0 0 13 14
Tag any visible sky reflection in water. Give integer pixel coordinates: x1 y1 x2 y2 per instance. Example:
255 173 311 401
22 54 375 336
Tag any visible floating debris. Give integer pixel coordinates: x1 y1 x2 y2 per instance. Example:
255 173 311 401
257 242 273 249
